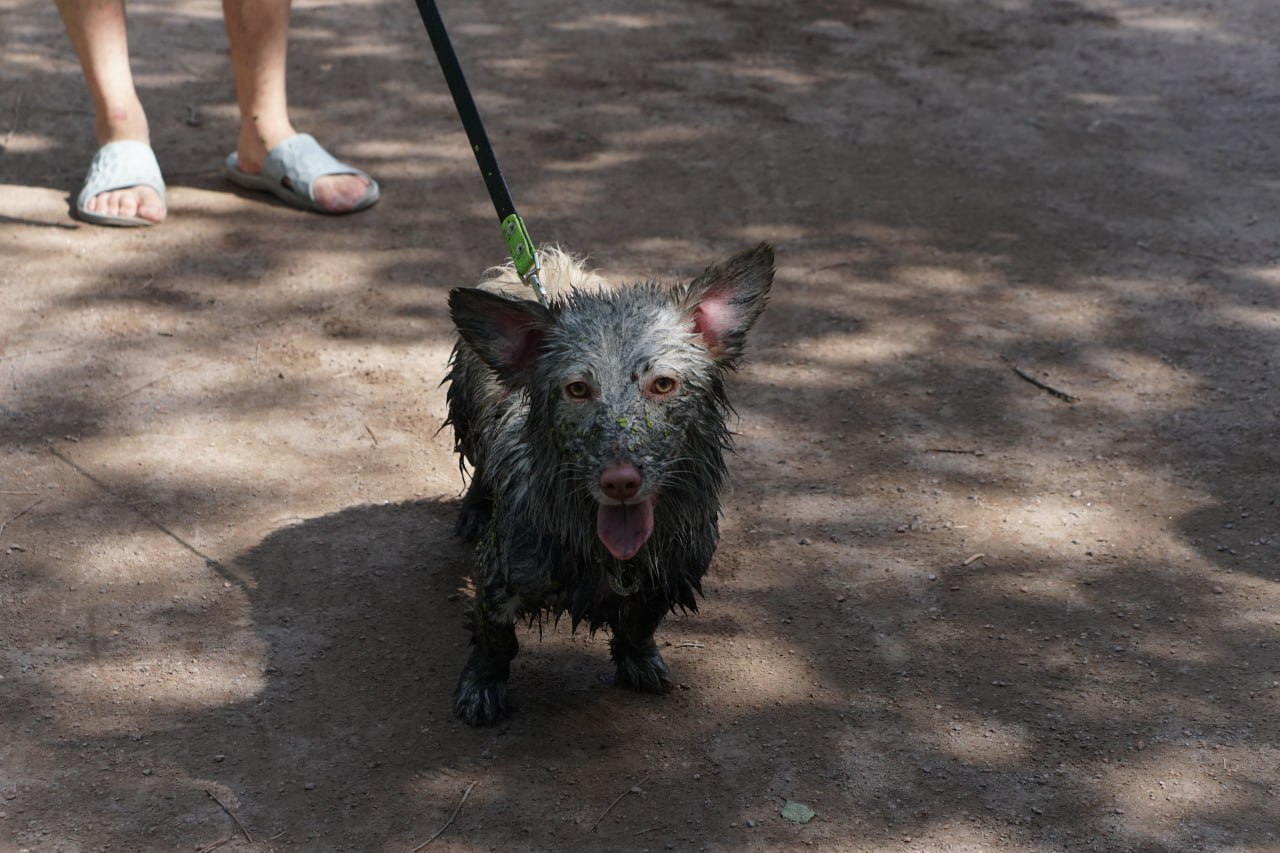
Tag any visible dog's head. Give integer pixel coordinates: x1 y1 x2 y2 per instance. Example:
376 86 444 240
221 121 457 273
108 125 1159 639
449 244 774 559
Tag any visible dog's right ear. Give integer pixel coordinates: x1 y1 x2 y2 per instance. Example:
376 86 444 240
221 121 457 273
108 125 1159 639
449 288 553 386
677 242 774 368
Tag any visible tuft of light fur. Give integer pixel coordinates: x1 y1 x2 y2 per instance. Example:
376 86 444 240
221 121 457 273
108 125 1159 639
477 246 611 301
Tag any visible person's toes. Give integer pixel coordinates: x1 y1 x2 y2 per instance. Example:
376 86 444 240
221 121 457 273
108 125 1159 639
106 189 137 220
89 186 166 224
135 187 166 223
311 173 373 214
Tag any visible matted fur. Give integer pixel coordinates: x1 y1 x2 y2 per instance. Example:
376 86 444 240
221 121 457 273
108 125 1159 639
445 244 774 726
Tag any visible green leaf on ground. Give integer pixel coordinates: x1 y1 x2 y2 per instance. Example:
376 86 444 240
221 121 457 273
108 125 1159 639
781 800 815 823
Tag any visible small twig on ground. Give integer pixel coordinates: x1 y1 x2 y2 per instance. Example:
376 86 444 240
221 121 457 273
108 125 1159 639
111 365 192 402
961 553 986 567
196 835 233 853
591 775 649 832
411 780 477 850
0 498 44 544
634 826 660 836
205 790 252 843
926 447 986 456
0 344 78 364
364 424 379 446
48 444 229 577
1001 356 1078 403
674 641 704 649
1011 364 1078 402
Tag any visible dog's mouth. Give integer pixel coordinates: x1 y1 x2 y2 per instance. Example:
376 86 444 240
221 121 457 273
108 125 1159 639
597 496 656 561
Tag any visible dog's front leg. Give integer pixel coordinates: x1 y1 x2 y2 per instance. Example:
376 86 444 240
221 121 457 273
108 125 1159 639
608 593 674 693
454 588 518 726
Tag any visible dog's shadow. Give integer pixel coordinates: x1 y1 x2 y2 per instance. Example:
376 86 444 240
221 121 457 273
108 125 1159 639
222 498 632 774
220 498 469 774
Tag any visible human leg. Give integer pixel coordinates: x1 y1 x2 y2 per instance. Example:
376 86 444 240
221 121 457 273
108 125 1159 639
222 0 377 214
55 0 166 224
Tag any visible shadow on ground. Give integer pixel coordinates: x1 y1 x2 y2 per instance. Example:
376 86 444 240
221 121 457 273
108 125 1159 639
3 0 1280 849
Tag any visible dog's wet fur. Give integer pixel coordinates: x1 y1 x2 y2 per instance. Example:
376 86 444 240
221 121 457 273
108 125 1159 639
444 244 774 726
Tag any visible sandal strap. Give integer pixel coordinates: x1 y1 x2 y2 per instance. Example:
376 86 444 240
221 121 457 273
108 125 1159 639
77 140 166 208
261 133 360 203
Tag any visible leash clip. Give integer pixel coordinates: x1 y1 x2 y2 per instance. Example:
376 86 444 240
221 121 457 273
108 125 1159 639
502 214 549 306
524 267 549 307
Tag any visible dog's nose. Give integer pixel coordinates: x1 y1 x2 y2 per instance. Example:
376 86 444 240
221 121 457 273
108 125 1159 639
600 463 641 502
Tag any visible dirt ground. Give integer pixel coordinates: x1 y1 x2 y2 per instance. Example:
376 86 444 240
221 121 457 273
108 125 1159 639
3 0 1280 850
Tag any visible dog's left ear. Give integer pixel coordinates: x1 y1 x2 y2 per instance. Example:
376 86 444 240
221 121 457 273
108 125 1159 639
677 243 774 367
449 288 553 387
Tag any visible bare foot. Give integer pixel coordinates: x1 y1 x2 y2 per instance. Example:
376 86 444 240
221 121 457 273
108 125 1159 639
82 184 166 224
235 134 374 214
309 171 375 214
77 135 167 226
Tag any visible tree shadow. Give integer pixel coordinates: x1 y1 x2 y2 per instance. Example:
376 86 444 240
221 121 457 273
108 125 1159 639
4 0 1280 849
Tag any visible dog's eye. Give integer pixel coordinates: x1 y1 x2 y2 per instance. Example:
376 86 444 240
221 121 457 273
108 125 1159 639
564 380 593 400
648 376 678 395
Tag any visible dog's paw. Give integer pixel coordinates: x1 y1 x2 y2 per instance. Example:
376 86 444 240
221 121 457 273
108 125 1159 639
614 651 673 694
454 676 510 726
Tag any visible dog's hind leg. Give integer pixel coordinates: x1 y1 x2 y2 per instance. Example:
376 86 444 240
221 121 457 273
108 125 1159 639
455 472 493 541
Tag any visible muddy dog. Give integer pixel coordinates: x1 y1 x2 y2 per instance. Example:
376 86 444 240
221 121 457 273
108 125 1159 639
444 244 774 725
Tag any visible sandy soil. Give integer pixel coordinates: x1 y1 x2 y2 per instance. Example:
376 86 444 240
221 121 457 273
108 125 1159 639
3 0 1280 850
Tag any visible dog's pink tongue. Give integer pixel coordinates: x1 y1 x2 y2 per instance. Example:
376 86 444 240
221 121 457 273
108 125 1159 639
597 500 655 561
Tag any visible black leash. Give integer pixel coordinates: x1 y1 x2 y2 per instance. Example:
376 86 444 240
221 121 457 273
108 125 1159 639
411 0 548 304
